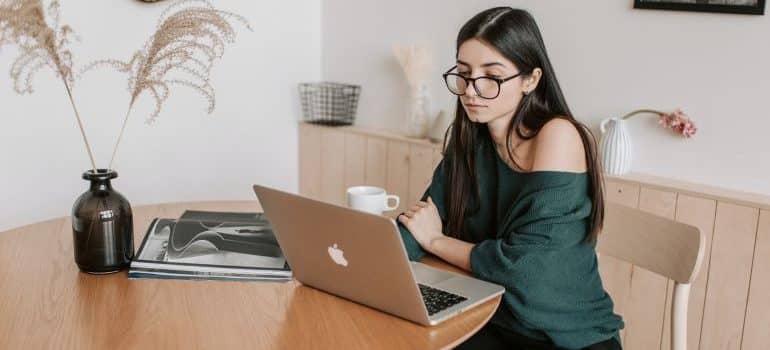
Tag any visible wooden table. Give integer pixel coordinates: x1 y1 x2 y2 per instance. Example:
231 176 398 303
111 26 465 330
0 200 500 349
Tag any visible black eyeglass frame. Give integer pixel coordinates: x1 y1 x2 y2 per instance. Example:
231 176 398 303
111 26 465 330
441 65 526 99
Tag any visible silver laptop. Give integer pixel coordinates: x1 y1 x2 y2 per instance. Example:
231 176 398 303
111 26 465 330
253 184 504 326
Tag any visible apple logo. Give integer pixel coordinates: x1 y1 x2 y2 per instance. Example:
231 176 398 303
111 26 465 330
328 243 348 267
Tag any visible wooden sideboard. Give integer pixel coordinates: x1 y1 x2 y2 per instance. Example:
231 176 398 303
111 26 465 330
297 122 769 350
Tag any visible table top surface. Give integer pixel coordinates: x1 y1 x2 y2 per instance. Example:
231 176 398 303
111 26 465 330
0 200 500 350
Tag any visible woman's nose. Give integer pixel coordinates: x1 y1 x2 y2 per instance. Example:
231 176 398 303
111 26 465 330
464 80 478 97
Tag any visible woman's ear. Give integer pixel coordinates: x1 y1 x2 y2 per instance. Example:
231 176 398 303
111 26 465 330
522 67 543 94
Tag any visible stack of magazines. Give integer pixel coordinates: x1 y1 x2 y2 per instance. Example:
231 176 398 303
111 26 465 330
129 210 292 282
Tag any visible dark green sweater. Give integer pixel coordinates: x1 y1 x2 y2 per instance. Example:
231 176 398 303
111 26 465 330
398 132 624 349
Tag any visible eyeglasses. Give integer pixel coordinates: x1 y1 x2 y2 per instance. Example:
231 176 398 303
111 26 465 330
442 65 525 99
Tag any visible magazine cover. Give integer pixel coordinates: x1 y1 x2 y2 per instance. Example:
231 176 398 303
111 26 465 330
166 210 287 269
131 213 290 277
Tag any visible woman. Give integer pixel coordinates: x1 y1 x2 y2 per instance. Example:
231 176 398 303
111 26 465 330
397 7 624 350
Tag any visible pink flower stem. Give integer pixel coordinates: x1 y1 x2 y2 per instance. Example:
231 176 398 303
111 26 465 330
620 109 663 120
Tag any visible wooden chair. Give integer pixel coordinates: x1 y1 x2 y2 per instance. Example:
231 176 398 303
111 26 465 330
597 202 706 350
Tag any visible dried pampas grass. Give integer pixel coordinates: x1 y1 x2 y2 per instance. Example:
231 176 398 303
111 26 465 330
0 0 97 170
80 0 250 169
0 0 74 93
392 43 433 92
81 0 250 123
2 0 250 170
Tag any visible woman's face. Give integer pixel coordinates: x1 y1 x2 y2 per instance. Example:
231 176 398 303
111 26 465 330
455 38 538 125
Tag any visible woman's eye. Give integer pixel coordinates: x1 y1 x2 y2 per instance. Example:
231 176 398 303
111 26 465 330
458 71 470 76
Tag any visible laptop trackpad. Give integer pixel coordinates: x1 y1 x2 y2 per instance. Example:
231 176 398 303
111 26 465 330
411 262 455 285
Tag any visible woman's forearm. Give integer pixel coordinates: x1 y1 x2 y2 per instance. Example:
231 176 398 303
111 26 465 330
427 236 475 272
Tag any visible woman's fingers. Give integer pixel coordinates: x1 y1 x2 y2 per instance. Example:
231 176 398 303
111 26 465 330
427 197 436 208
407 199 437 216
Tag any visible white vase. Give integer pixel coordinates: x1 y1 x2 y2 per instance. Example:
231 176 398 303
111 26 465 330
428 109 451 144
405 84 432 138
599 117 632 175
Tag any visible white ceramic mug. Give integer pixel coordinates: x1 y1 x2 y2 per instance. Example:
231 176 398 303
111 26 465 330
346 186 400 215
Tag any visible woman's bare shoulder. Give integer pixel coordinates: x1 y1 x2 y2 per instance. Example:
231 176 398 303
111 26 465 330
530 118 587 173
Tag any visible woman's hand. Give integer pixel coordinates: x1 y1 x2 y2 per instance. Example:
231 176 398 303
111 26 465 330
397 197 444 252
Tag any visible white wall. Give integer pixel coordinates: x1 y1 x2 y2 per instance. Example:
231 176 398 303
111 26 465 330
322 0 770 196
4 0 769 231
0 0 321 231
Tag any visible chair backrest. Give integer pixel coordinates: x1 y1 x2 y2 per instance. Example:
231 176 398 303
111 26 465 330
597 202 705 284
597 202 706 350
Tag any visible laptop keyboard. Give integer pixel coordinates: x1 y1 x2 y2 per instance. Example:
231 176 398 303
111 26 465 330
418 284 468 316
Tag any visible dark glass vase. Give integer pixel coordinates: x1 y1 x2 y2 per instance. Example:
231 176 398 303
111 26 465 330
72 169 134 274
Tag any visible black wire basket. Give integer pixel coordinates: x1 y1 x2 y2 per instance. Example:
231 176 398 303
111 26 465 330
298 82 361 126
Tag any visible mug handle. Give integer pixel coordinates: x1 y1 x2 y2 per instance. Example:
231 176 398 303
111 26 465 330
384 195 400 211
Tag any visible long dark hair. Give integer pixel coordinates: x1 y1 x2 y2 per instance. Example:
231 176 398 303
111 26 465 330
443 7 605 243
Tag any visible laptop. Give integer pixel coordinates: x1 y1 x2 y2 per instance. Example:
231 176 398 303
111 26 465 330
253 184 505 326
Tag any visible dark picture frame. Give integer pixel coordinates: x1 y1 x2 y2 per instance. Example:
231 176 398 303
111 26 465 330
634 0 766 15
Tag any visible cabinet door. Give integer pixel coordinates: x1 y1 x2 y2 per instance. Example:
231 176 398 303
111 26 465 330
620 187 676 350
699 202 758 350
298 123 322 200
599 179 640 347
742 210 770 350
319 127 346 206
344 133 366 191
408 144 435 205
661 194 716 350
386 141 410 216
604 179 640 207
432 147 442 170
365 137 388 189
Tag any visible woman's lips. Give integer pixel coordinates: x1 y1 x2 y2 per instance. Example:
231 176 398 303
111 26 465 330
464 103 487 110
